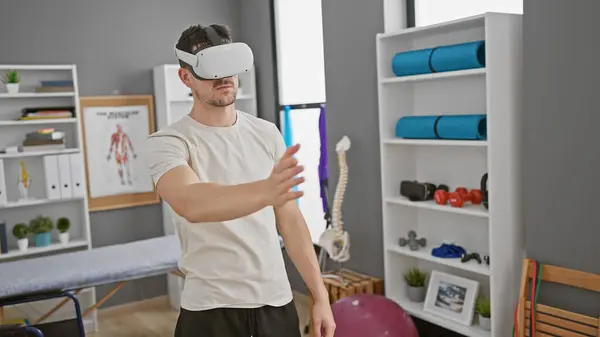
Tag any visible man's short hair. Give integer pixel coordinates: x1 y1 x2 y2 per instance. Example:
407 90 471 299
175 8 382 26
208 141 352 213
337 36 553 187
175 24 232 69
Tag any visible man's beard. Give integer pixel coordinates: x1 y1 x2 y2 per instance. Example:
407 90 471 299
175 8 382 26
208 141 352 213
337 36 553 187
195 79 236 107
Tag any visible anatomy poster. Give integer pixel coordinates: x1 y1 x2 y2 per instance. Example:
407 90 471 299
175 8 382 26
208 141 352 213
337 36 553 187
82 104 154 199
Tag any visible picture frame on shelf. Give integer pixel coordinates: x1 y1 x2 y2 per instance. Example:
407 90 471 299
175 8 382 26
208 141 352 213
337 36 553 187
79 95 159 212
423 270 479 326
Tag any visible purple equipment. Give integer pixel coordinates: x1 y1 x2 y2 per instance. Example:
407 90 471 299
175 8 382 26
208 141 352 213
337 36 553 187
331 294 420 337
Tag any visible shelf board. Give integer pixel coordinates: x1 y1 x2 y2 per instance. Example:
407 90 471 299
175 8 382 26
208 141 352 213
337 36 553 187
0 92 75 98
387 246 490 276
383 138 487 147
389 294 491 337
0 148 79 159
0 65 74 71
385 198 489 218
0 118 77 126
0 239 88 261
0 196 84 210
380 68 486 84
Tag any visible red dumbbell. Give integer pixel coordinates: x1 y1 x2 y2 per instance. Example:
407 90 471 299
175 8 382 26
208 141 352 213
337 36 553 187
434 187 483 208
449 188 483 207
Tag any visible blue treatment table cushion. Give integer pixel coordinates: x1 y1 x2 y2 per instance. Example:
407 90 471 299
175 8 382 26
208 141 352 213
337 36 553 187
0 235 180 299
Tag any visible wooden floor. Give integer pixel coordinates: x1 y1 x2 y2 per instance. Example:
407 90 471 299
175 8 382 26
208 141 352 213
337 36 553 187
87 292 310 337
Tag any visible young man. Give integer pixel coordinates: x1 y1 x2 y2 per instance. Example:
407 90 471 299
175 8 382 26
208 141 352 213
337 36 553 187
144 24 335 337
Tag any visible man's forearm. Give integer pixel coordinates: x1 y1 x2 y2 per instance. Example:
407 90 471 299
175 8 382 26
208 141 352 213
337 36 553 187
278 206 329 303
182 181 267 223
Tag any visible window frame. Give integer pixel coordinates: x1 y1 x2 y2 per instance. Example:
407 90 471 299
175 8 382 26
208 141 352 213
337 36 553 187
269 0 328 250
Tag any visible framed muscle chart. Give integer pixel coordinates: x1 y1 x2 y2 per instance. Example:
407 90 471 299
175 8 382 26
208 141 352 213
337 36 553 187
79 95 159 211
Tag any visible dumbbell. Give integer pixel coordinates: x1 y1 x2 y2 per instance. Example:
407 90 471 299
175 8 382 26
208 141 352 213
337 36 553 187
434 187 483 207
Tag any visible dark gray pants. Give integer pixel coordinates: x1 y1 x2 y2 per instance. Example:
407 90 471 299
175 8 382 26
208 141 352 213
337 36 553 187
174 300 301 337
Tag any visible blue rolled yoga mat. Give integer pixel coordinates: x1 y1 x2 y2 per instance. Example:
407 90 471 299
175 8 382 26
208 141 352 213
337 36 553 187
395 114 487 140
436 114 486 140
430 40 486 73
392 48 435 77
395 115 440 139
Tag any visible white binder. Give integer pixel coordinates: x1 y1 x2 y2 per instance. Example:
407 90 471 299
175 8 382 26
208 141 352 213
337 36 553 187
69 153 85 198
57 154 73 199
43 155 61 200
0 159 7 206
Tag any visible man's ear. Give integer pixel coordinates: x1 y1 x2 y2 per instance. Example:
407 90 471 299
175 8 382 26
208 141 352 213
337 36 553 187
178 68 193 89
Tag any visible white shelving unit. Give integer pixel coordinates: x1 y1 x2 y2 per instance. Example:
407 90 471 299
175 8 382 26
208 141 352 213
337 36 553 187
0 65 98 332
152 63 258 309
376 13 524 337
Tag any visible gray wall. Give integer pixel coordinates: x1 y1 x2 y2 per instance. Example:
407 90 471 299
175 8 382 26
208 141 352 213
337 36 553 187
320 0 385 279
0 0 240 307
239 0 278 123
522 0 600 317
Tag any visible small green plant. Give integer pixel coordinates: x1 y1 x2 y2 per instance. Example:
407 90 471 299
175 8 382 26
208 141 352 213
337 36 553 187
476 296 491 318
12 223 29 239
29 215 54 234
56 217 70 233
2 70 20 84
404 268 427 287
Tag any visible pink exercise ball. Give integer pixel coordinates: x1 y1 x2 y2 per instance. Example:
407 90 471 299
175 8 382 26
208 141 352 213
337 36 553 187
331 294 419 337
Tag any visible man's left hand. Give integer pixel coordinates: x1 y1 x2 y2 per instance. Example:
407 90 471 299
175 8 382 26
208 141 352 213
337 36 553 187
312 299 336 337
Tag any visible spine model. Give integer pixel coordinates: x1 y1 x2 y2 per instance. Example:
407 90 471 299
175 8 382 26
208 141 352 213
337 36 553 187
332 136 350 230
318 135 351 263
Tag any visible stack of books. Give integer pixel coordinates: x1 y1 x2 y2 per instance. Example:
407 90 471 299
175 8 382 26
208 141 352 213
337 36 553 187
34 80 74 93
22 128 66 152
19 106 75 120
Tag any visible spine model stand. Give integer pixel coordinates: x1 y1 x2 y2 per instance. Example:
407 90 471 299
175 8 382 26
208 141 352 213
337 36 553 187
318 135 351 264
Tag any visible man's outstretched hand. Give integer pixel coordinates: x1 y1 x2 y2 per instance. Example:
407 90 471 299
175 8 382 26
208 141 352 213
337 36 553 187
262 144 305 207
312 299 336 337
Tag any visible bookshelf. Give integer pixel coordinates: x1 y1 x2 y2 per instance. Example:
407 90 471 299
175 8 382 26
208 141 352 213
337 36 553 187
376 13 524 337
0 65 97 332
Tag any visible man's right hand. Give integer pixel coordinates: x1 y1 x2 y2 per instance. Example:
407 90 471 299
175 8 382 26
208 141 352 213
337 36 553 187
262 144 305 207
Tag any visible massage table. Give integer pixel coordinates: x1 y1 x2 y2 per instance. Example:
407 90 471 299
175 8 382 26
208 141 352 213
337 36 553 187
0 235 182 336
0 234 285 336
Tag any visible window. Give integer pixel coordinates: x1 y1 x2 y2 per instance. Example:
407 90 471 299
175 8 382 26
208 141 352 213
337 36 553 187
414 0 523 27
272 0 327 244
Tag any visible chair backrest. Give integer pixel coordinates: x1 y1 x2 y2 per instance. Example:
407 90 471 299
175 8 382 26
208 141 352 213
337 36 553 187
517 258 600 337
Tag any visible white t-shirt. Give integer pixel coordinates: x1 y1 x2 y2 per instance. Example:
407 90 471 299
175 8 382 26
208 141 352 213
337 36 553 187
144 110 293 311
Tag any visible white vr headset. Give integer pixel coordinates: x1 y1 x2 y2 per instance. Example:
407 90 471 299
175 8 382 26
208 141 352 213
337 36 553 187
174 26 254 80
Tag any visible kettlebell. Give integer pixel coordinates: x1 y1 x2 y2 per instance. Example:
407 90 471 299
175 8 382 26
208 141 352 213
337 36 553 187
481 173 488 209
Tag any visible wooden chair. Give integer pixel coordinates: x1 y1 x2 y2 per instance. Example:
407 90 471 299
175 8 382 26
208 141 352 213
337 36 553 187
516 258 600 337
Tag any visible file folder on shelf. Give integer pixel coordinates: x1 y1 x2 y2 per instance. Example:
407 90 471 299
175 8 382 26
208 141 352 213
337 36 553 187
69 153 85 198
0 159 7 206
43 155 61 200
58 154 73 199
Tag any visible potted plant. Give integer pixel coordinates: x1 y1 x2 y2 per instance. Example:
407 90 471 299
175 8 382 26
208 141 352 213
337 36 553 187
12 223 29 252
56 217 70 244
29 215 54 247
475 295 491 330
2 69 20 94
404 268 427 302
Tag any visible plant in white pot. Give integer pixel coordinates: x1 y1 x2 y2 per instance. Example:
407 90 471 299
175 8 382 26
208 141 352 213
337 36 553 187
2 69 20 94
404 268 427 302
475 295 491 330
12 223 29 252
57 217 70 244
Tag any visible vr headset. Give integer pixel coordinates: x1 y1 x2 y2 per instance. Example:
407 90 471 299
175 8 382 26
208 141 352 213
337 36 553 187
174 25 254 80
